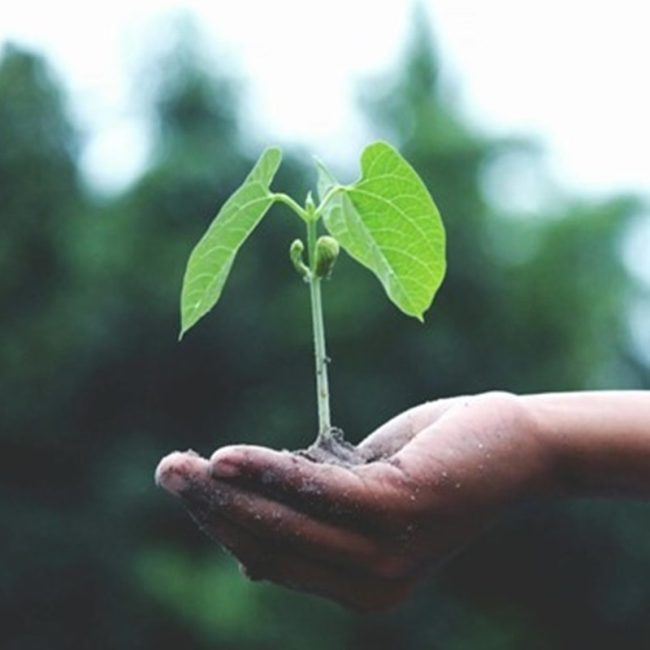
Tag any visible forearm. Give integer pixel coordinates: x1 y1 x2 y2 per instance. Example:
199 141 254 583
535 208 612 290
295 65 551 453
524 391 650 497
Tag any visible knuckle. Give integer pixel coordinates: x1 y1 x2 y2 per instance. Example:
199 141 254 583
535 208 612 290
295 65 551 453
480 389 517 400
476 390 521 412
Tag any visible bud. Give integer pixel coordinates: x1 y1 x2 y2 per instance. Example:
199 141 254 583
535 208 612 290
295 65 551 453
315 236 340 279
305 191 316 216
289 239 309 279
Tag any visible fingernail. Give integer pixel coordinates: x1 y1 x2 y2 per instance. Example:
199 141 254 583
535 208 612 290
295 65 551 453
155 451 206 496
155 456 189 495
211 458 241 478
159 469 189 494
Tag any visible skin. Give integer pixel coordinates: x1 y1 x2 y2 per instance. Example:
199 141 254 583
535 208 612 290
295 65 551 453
155 390 650 612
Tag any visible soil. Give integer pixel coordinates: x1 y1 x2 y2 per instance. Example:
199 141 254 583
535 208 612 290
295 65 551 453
298 427 369 466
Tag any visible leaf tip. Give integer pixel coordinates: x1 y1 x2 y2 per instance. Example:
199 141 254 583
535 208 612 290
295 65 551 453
178 312 194 341
264 146 283 173
313 156 331 178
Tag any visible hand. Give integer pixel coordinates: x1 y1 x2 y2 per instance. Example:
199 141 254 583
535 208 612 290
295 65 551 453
155 392 551 612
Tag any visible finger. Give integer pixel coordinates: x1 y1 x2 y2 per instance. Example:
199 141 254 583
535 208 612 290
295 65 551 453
157 452 420 609
358 397 460 460
209 515 416 612
391 395 487 472
155 450 210 496
209 445 407 526
156 450 231 537
242 549 417 613
188 478 383 571
156 450 383 570
389 401 495 511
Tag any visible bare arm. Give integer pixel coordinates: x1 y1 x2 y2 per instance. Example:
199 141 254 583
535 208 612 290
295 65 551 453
155 390 650 611
526 391 650 497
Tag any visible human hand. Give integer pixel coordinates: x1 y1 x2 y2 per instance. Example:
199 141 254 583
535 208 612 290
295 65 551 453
155 392 551 611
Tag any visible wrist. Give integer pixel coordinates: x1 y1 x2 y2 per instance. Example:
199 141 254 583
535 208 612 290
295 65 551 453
520 395 568 496
502 394 561 498
520 391 650 498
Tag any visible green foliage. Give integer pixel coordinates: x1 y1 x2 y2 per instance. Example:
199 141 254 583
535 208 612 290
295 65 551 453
319 141 446 320
178 139 446 434
180 140 446 337
179 147 282 338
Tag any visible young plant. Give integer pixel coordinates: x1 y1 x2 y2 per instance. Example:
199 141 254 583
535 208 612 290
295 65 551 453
179 141 446 462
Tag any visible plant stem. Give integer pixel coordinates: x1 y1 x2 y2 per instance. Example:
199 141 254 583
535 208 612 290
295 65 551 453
306 218 331 436
273 193 308 221
312 185 344 219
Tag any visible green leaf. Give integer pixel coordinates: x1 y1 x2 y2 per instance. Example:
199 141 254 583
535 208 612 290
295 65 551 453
316 157 338 204
319 141 445 320
179 147 282 338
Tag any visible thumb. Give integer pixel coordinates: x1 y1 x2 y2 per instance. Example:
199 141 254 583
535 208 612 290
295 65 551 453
358 398 459 461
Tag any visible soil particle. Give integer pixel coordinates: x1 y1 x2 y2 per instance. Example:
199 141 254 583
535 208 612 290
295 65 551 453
298 427 369 466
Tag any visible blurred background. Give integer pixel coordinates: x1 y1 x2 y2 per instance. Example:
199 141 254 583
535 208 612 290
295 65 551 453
1 1 650 648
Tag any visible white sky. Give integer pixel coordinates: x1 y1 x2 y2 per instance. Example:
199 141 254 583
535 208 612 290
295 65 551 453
0 0 649 200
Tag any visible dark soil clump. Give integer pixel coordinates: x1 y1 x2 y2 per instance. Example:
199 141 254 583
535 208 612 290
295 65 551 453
298 427 368 466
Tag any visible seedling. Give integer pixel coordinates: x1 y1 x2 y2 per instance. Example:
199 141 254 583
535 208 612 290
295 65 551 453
179 141 446 462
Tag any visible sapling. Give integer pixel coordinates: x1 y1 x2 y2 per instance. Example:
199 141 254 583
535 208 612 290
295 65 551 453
179 141 446 463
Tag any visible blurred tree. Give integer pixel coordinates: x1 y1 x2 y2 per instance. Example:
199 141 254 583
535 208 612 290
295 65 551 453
0 46 81 432
0 45 121 648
